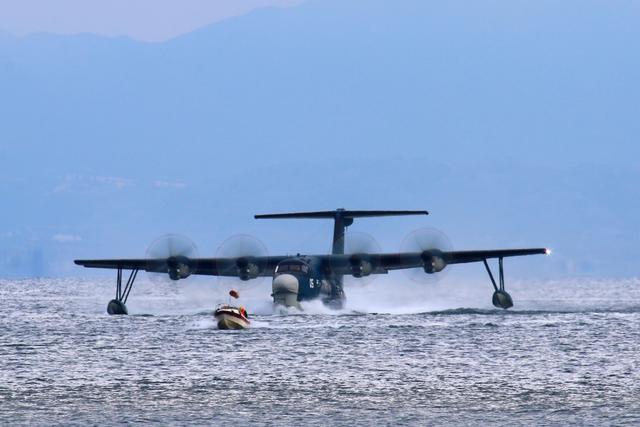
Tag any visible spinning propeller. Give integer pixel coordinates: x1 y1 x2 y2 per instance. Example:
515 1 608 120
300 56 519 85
145 234 199 283
215 234 269 287
400 227 453 283
337 231 382 285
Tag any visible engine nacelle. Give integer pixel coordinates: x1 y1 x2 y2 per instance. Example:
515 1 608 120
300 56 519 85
349 256 374 278
236 258 260 281
167 256 192 280
421 250 447 274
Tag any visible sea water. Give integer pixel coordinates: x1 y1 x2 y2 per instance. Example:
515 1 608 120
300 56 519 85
1 276 639 425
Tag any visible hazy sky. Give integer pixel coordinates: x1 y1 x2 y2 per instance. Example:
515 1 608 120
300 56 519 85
1 0 638 278
0 0 302 41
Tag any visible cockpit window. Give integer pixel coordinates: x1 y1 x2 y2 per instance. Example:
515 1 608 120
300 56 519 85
276 263 309 273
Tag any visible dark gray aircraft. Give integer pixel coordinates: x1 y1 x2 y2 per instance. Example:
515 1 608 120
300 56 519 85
75 209 549 315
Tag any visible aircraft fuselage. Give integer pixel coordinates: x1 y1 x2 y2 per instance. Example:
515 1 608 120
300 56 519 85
271 256 340 308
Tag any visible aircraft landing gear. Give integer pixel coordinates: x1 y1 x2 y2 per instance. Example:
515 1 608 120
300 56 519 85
107 268 138 315
483 257 513 309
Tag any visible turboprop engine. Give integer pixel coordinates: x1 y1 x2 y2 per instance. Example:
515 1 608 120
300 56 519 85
421 250 447 274
235 257 261 281
145 235 199 283
349 255 374 278
166 256 193 280
215 234 269 281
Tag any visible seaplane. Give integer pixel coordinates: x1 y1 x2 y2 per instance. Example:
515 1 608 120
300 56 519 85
74 209 549 315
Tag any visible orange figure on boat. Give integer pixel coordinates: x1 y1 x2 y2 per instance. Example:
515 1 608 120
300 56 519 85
214 289 250 330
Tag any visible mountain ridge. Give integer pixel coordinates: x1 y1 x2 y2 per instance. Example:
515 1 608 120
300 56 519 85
0 0 638 277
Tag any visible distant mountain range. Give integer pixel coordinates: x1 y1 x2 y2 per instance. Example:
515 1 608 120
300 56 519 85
0 0 638 278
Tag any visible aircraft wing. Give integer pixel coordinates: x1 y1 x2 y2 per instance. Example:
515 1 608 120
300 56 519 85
75 259 151 270
75 248 547 278
385 248 548 270
193 257 287 277
74 256 288 277
320 248 548 275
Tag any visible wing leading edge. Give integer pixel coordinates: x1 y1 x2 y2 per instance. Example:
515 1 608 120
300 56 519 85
318 247 548 274
75 248 548 278
74 257 287 277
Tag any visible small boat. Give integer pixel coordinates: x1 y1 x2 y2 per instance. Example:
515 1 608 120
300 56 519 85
215 289 250 330
213 305 251 329
214 305 250 329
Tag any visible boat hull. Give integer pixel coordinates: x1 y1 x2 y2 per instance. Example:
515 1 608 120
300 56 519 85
214 308 250 330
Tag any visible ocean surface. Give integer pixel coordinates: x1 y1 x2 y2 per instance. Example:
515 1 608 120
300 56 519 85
2 276 640 426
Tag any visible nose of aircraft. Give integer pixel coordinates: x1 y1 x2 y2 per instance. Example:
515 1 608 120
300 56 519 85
272 274 300 308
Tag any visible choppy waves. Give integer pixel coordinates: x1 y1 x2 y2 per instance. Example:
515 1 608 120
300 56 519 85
1 277 640 425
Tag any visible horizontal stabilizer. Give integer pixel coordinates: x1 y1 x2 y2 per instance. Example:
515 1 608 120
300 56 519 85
255 209 428 220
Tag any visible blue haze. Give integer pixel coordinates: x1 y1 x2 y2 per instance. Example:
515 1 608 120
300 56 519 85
0 0 638 278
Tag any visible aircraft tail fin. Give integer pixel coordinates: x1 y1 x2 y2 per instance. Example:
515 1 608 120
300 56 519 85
255 209 429 255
